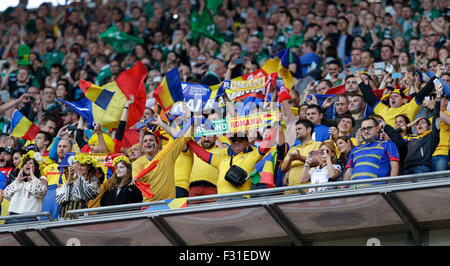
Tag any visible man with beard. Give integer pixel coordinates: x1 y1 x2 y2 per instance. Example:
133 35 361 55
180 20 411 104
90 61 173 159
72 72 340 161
348 93 372 136
41 35 65 73
131 130 193 202
281 119 322 190
342 118 400 187
188 135 228 197
0 147 13 178
42 125 73 186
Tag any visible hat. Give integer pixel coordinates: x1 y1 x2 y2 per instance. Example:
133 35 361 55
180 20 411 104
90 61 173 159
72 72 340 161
326 20 338 26
26 144 39 152
17 44 31 66
0 147 12 154
60 106 75 115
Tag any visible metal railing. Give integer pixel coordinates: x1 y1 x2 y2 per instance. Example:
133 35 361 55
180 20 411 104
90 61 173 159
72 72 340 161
0 170 449 224
65 170 450 218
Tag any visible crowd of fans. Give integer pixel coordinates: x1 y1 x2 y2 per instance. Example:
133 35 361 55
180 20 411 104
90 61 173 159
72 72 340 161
0 0 449 224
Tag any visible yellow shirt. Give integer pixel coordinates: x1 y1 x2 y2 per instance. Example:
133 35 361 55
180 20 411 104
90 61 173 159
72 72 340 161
132 137 190 202
374 98 421 127
42 163 67 186
189 146 228 186
285 140 323 187
209 147 266 195
432 111 450 156
174 148 193 191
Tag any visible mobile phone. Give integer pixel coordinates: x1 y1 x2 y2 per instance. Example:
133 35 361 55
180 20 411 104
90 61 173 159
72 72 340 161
374 62 385 70
233 58 245 65
330 96 339 103
433 78 443 88
392 72 402 79
28 96 36 102
67 125 77 131
424 96 430 100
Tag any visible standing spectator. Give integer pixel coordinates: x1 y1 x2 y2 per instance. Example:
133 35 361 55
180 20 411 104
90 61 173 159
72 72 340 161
188 135 227 197
342 117 400 186
403 83 443 174
55 153 100 218
305 104 330 142
100 155 143 206
41 35 65 73
281 119 322 189
3 152 48 223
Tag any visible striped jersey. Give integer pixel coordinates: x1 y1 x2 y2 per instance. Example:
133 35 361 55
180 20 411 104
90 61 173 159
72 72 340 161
346 140 400 181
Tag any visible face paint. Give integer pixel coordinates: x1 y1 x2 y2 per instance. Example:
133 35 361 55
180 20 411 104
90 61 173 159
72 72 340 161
152 143 156 149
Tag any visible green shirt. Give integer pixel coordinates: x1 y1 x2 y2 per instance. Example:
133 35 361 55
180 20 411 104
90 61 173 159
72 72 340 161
42 51 65 72
95 66 112 86
287 34 304 48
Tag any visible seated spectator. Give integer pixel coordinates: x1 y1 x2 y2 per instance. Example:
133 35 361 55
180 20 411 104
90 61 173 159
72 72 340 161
300 141 341 192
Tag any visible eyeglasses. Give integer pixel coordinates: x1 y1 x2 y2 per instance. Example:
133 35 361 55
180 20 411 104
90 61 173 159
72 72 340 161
360 125 376 132
425 33 437 37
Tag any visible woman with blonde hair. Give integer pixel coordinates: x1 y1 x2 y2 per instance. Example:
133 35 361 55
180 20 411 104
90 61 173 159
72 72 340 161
300 141 341 193
100 155 142 206
55 153 100 218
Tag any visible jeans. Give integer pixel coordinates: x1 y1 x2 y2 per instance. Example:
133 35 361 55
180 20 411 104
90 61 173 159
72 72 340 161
404 165 431 175
404 165 431 182
432 155 450 172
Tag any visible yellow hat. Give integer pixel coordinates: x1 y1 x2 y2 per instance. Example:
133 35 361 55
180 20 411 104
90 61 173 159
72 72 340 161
88 133 115 153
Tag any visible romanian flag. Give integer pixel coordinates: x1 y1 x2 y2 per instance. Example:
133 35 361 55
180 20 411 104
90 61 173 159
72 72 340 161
143 198 188 211
9 110 40 140
249 149 277 188
261 48 295 90
79 61 148 129
325 84 346 95
153 68 184 112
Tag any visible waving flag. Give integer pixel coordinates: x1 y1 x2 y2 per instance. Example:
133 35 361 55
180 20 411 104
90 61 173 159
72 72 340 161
249 149 278 188
153 68 184 112
191 9 224 44
261 48 295 90
9 110 40 140
79 61 148 129
100 24 144 54
58 97 95 129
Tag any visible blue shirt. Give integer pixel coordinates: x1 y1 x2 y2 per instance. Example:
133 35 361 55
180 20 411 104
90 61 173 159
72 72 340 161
299 52 320 77
0 171 7 214
313 124 330 142
346 140 400 183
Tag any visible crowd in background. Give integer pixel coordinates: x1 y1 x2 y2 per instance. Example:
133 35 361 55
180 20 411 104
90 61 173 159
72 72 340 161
0 0 449 223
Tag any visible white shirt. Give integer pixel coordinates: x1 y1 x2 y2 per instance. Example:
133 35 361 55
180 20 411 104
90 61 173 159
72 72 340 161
308 164 341 193
4 177 48 214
